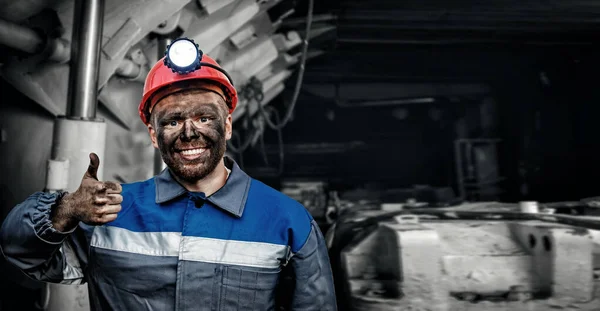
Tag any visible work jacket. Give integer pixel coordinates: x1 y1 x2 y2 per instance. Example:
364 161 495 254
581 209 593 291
0 157 337 310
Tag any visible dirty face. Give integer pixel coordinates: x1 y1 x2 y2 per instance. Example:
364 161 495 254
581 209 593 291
148 89 232 182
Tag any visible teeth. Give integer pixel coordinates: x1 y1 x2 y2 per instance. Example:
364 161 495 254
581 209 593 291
180 148 206 155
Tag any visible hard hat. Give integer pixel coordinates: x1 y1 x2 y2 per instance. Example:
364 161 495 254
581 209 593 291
139 38 238 125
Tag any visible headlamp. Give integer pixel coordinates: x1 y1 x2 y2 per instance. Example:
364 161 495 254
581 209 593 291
162 37 234 86
163 37 202 74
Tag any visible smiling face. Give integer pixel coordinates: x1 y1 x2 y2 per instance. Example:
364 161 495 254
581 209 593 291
147 84 232 182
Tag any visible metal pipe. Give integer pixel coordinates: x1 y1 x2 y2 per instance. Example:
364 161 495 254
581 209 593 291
156 37 171 64
0 18 42 53
0 18 71 63
66 0 105 119
154 37 171 175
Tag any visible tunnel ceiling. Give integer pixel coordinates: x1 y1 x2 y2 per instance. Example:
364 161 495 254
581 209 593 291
244 0 600 183
267 0 600 132
288 0 600 84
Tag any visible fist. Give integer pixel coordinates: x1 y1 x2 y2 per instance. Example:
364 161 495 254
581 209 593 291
52 153 123 231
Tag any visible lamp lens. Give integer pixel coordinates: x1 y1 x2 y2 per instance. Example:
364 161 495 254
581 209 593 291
168 39 198 68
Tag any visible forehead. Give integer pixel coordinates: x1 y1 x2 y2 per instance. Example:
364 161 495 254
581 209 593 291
153 90 225 115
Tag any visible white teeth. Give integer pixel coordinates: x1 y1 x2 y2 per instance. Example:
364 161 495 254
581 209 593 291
180 148 206 155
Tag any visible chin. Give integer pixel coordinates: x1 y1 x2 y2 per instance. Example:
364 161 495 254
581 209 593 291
162 144 226 182
171 161 220 182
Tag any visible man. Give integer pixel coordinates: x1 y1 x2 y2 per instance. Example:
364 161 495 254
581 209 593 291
0 38 337 310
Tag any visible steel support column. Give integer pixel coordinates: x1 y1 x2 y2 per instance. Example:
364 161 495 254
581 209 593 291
66 0 105 120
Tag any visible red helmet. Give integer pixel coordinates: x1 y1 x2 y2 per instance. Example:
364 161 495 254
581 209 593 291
138 53 238 125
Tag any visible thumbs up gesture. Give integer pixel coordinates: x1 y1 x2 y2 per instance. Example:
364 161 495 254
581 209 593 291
51 153 123 232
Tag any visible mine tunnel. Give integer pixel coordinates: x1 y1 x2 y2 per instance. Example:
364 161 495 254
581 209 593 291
1 0 600 310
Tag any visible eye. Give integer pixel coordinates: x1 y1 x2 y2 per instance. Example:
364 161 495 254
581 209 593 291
169 120 178 127
200 117 208 123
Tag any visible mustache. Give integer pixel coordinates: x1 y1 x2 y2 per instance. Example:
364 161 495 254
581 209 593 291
171 136 215 151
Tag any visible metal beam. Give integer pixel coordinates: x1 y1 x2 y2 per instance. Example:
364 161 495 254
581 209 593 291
303 83 491 101
336 37 597 46
340 10 600 23
282 13 337 26
260 141 367 155
337 23 600 32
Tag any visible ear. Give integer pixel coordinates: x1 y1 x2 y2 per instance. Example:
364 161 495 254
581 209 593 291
147 123 159 149
225 114 232 141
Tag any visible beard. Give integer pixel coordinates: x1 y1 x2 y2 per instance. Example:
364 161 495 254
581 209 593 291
158 134 227 182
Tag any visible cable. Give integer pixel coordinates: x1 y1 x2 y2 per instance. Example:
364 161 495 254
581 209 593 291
227 0 313 161
231 132 246 169
259 121 269 166
265 106 285 175
227 97 257 154
258 0 314 130
227 128 256 154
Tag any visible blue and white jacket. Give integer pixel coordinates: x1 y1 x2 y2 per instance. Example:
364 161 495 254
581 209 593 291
0 157 337 310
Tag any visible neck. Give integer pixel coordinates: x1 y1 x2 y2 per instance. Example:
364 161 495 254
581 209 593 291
172 159 228 196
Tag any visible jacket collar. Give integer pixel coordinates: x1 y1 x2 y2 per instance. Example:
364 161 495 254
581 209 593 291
154 156 251 218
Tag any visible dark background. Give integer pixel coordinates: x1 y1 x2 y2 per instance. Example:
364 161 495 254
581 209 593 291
241 0 600 202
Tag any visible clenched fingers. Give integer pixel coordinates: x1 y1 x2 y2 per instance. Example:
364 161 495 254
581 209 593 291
104 182 122 194
98 204 122 215
93 194 123 205
94 181 122 194
90 204 121 224
92 213 118 224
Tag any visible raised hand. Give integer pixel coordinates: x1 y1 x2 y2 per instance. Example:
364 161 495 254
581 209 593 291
51 153 123 232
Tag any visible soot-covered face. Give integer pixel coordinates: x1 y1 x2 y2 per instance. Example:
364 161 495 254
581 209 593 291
148 89 232 182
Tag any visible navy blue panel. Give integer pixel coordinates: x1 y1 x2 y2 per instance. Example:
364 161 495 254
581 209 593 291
110 180 187 233
89 247 178 311
182 180 312 251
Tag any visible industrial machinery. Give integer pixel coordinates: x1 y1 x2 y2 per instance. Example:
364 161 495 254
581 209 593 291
0 1 321 310
326 199 600 311
0 0 320 191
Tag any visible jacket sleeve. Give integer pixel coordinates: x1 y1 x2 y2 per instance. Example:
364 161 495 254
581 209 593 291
0 191 91 285
290 219 338 310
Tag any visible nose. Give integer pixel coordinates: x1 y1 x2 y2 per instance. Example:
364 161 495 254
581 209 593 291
180 120 199 141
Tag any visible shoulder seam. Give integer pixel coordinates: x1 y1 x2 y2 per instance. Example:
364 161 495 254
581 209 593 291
293 216 315 254
238 178 252 216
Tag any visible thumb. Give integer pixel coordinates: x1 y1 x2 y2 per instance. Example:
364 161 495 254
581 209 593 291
84 152 100 180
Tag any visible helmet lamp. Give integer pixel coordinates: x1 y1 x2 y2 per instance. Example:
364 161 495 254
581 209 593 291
164 37 202 74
